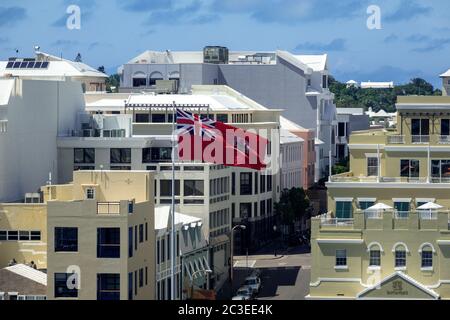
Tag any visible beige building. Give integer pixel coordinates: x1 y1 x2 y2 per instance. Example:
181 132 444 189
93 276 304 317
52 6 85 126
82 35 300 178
45 170 155 300
309 92 450 299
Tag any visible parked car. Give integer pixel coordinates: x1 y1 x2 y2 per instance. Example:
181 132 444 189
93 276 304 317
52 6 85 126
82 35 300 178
235 286 254 300
243 276 262 294
251 268 262 278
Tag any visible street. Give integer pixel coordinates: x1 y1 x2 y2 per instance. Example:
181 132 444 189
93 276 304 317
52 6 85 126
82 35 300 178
231 245 311 300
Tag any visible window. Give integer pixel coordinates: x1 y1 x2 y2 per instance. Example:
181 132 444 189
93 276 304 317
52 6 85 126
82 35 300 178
394 202 410 218
421 248 433 268
55 227 78 252
359 201 374 210
216 114 228 122
232 173 236 195
30 231 41 241
128 227 133 258
145 223 148 242
74 148 95 164
157 240 160 264
267 175 273 192
139 269 144 288
400 159 419 178
411 119 429 136
335 249 347 266
431 160 450 183
149 72 163 86
110 148 131 164
160 180 180 196
145 267 148 285
322 75 328 89
128 272 133 300
240 203 252 219
55 273 78 298
395 248 406 268
335 201 352 219
97 274 120 300
260 200 266 216
369 249 381 267
135 114 150 123
97 228 120 258
133 77 146 87
139 224 144 243
367 157 379 176
260 174 266 193
152 114 166 123
267 199 273 215
441 119 450 136
240 173 252 195
86 188 95 200
338 122 346 137
254 172 259 195
142 148 172 163
184 180 204 196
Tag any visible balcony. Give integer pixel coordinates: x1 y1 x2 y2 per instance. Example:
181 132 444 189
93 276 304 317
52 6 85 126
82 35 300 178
318 213 354 228
329 172 432 184
411 135 430 144
439 135 450 144
387 135 405 144
97 202 121 215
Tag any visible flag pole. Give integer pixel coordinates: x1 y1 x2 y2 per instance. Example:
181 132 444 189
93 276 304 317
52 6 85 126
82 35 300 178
171 101 176 300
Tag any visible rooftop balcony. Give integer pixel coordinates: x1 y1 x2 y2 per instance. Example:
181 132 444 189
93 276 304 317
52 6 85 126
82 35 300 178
314 210 450 232
351 130 450 146
329 172 447 184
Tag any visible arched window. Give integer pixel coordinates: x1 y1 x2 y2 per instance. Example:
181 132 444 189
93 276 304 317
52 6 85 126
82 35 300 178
149 72 164 86
420 243 434 268
394 243 407 268
368 242 383 267
169 71 180 81
132 72 147 87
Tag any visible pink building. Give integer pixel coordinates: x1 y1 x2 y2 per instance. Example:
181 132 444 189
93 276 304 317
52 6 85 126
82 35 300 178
280 117 316 190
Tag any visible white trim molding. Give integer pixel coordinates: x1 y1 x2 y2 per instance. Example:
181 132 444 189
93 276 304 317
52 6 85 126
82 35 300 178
349 144 385 150
334 197 354 202
418 242 436 253
367 241 384 253
317 239 364 245
358 198 376 202
392 198 412 203
392 242 410 253
365 153 383 158
416 198 436 204
437 240 450 246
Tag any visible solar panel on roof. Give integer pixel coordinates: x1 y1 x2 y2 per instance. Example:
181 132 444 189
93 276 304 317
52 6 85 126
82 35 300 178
6 62 14 68
13 62 21 68
19 62 28 68
41 61 49 68
34 62 42 68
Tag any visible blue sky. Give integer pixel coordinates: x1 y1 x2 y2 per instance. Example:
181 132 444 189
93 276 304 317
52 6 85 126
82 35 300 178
1 0 449 87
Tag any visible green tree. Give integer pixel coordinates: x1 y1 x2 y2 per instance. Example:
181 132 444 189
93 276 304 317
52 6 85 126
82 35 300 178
274 188 310 226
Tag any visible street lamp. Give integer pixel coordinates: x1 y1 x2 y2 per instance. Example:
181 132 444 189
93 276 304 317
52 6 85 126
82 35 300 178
189 269 212 300
230 225 246 284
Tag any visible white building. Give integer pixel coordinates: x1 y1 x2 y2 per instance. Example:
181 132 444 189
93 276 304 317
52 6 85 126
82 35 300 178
154 206 209 300
0 52 107 202
280 129 303 190
335 108 369 160
56 85 284 291
360 81 394 89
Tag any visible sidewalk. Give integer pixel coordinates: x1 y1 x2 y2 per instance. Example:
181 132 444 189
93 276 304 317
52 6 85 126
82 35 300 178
235 241 291 261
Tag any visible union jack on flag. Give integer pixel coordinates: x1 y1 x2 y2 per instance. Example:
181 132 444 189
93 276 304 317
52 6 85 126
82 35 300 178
176 109 217 140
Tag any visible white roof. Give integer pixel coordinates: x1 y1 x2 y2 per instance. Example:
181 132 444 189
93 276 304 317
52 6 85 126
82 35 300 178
336 108 365 115
366 108 390 118
346 80 358 84
360 81 394 89
279 116 308 131
280 128 304 144
126 93 261 111
440 69 450 77
154 205 201 230
277 50 313 75
5 264 47 286
0 78 14 105
86 98 126 111
0 51 107 80
295 54 328 72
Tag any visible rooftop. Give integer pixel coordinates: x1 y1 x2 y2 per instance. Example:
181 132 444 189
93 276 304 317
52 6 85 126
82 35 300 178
154 205 202 230
337 108 365 115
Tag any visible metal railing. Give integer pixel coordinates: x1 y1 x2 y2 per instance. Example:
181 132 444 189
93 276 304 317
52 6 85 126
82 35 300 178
411 135 430 144
439 135 450 144
394 211 409 219
387 135 405 144
319 213 354 227
418 211 438 220
364 211 383 219
97 202 121 215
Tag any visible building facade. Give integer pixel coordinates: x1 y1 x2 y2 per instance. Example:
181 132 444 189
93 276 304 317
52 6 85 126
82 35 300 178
309 93 450 299
46 170 155 300
119 49 336 181
335 108 369 161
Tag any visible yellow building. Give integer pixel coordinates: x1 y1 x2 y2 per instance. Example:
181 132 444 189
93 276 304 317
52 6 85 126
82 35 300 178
309 95 450 300
0 170 156 300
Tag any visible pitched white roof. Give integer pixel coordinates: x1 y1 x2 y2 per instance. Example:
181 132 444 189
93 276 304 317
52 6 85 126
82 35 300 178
280 128 304 144
337 108 365 115
280 116 308 131
5 264 47 286
295 54 328 72
276 50 313 75
440 69 450 77
154 205 201 230
0 51 107 80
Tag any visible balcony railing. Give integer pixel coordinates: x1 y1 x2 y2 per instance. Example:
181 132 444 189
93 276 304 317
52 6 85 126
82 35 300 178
319 213 354 227
411 135 430 144
97 202 121 215
387 135 405 144
364 211 383 219
439 135 450 144
394 211 409 219
418 211 438 220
